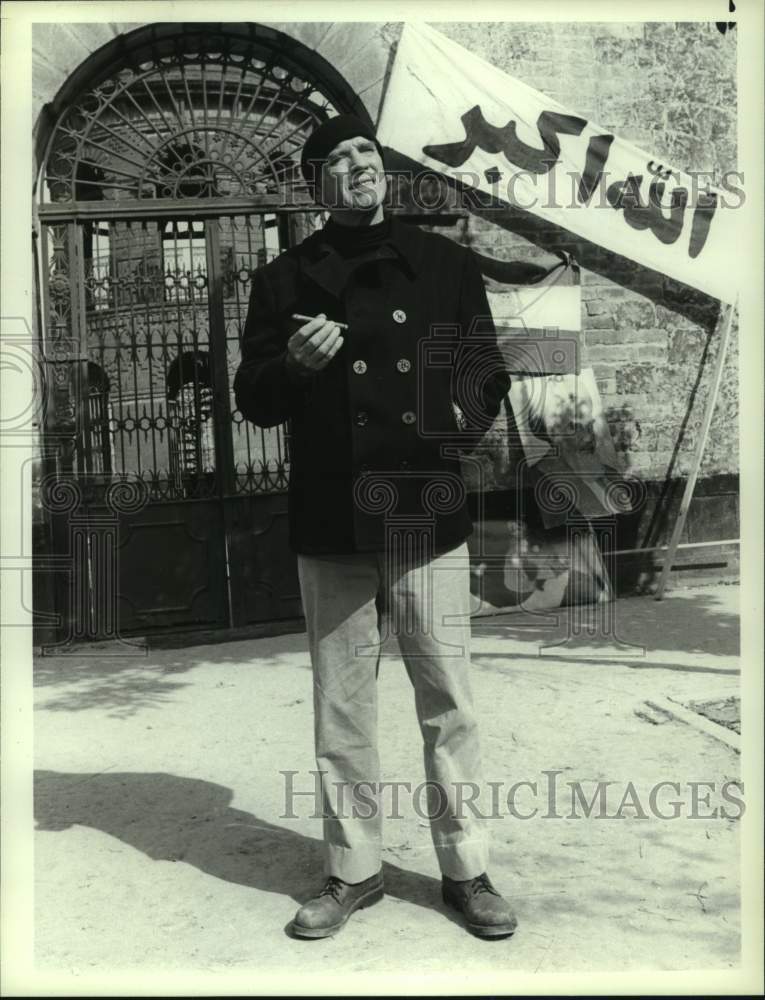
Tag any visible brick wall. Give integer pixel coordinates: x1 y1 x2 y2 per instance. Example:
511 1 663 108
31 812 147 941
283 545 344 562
426 21 739 486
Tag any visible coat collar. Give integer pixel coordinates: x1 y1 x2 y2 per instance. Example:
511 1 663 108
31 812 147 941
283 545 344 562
387 215 426 276
299 214 425 297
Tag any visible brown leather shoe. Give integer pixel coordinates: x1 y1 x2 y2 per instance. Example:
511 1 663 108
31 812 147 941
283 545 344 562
290 871 384 939
442 872 518 938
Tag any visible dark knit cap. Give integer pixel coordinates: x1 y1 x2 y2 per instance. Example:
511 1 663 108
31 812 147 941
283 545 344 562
300 114 384 191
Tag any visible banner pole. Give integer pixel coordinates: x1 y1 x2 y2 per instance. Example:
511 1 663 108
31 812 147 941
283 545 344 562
654 297 737 601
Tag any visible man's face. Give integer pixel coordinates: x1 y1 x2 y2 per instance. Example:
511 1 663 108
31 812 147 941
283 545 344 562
317 135 387 213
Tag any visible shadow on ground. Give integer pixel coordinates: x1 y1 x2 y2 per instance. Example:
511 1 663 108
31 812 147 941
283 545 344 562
34 769 739 944
32 633 311 717
473 589 739 669
33 590 739 718
33 770 466 928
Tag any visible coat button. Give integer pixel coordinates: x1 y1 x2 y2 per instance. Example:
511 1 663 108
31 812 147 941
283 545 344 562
355 411 369 427
401 411 416 425
392 309 407 324
352 360 367 374
396 358 411 373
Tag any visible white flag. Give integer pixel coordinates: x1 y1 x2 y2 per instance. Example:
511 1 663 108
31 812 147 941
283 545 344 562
377 23 739 303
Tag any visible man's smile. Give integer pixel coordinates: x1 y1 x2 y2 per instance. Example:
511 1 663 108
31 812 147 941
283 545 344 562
349 172 376 189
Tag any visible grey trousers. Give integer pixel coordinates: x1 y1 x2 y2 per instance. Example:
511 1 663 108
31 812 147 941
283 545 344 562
296 540 489 883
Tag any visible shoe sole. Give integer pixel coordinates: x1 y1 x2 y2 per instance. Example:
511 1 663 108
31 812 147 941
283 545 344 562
442 891 517 938
290 884 385 940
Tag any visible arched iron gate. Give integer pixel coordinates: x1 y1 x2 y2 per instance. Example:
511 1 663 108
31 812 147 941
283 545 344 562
34 24 368 644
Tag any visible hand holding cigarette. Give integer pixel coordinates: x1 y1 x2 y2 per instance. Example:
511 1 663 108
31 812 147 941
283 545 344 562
286 313 346 375
292 313 349 331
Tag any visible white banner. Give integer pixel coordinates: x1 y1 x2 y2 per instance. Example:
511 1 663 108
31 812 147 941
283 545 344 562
377 23 739 303
483 256 580 336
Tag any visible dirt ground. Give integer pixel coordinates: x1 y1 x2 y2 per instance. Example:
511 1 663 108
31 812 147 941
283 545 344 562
32 584 742 980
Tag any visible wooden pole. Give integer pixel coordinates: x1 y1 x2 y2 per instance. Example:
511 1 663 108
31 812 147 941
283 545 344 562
654 298 737 600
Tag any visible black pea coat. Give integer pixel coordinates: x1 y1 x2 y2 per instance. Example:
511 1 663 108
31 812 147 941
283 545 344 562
233 215 511 555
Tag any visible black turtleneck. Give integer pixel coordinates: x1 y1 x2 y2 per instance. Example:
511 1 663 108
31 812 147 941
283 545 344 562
322 214 393 258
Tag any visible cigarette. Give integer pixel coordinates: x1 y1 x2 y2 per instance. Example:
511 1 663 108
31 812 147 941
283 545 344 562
292 313 349 331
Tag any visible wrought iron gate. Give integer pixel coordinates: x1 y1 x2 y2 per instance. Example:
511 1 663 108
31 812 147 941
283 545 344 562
39 210 327 641
33 23 363 643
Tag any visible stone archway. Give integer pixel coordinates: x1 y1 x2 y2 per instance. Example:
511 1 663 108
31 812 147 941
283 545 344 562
32 21 396 181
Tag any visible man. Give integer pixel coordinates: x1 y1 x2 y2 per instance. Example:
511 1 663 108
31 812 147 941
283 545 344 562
233 114 517 939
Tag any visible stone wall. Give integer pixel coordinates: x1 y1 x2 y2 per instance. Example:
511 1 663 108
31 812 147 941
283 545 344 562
426 21 739 485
